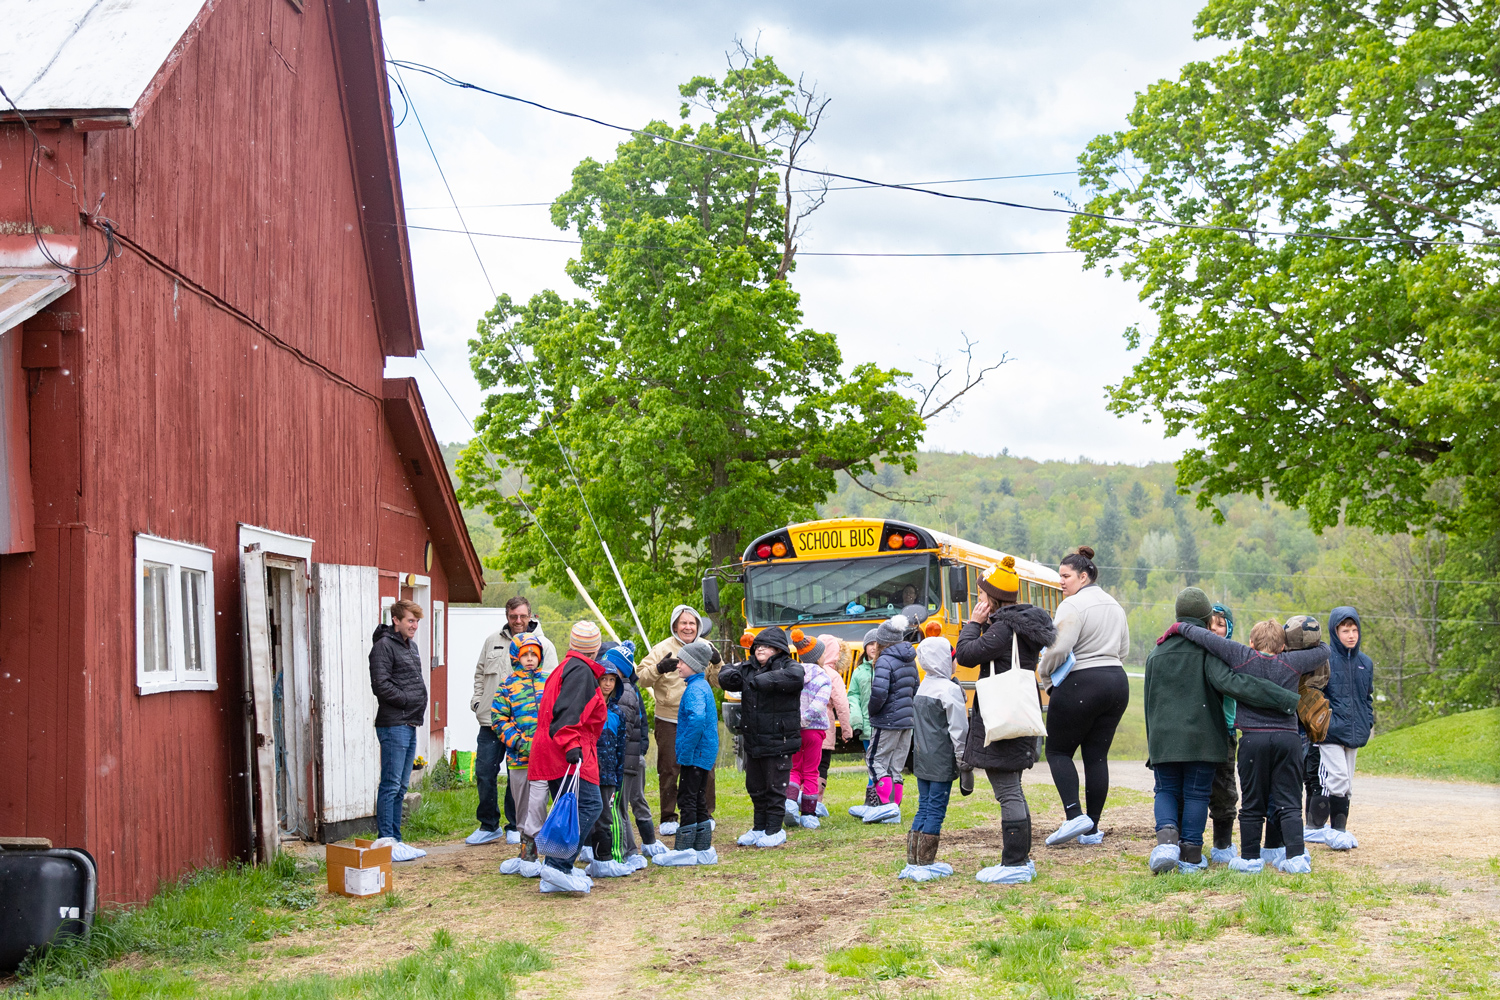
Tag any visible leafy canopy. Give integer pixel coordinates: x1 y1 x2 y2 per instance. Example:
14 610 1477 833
456 51 926 636
1068 0 1500 537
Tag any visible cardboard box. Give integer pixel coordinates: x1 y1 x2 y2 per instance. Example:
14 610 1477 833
325 839 393 898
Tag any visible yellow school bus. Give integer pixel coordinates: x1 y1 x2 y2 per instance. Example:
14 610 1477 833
703 517 1062 694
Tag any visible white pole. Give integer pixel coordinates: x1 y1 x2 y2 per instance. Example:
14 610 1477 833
598 539 652 651
567 566 622 644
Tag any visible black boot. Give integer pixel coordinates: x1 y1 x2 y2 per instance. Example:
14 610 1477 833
906 829 919 865
637 817 656 846
1157 825 1180 847
1180 842 1204 866
1306 792 1330 828
1212 817 1235 851
1001 817 1031 868
1329 795 1350 831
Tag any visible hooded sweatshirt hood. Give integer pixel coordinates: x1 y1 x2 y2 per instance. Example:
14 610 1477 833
1328 607 1363 658
916 636 954 681
751 626 791 654
600 659 626 706
669 604 711 641
997 603 1057 646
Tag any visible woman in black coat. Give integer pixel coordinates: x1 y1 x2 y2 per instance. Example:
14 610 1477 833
955 557 1056 882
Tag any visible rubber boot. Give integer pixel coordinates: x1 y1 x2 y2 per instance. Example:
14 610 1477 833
1212 818 1235 851
893 781 905 805
637 818 656 846
1306 792 1331 829
1180 842 1204 865
1000 818 1031 868
876 776 893 804
916 833 941 866
906 829 919 865
1329 795 1350 831
520 834 538 862
674 822 699 851
959 767 974 797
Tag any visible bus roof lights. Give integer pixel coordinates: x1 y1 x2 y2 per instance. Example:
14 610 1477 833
903 533 920 548
756 543 772 559
771 541 788 557
887 533 904 550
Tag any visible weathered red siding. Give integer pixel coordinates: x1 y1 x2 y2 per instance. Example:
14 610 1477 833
0 0 471 903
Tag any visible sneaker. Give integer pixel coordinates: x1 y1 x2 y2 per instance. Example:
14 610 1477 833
1261 846 1287 867
862 803 901 825
1149 844 1181 874
695 848 719 865
1326 830 1358 851
506 830 522 845
659 821 679 836
755 830 787 848
800 815 821 829
585 859 636 878
1210 843 1239 864
1303 825 1329 845
1276 852 1312 874
465 827 506 846
390 842 427 862
1228 856 1264 874
539 864 592 893
737 829 765 846
1078 830 1104 846
815 802 829 818
650 848 699 867
1045 815 1095 846
976 862 1034 884
641 840 668 857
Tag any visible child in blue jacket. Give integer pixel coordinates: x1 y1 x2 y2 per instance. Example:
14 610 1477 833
652 639 720 867
1314 607 1373 851
584 657 635 877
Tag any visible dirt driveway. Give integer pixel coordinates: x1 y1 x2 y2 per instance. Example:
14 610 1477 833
270 767 1498 999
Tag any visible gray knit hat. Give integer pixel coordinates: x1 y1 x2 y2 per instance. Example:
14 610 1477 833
863 628 881 647
1175 587 1213 622
677 639 715 674
1283 615 1321 651
874 614 908 646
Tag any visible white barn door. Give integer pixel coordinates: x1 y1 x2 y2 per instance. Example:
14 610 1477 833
311 564 381 836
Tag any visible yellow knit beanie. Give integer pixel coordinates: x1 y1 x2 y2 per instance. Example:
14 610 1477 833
980 555 1021 601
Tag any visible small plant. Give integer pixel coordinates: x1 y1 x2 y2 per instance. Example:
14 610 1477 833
1245 885 1296 936
432 928 455 950
825 943 930 980
786 958 813 971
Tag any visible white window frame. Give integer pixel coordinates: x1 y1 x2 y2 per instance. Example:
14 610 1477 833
433 600 445 667
135 534 218 694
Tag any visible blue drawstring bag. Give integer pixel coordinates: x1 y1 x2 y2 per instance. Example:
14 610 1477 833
535 763 581 858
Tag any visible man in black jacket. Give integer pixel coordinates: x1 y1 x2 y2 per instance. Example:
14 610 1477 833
718 627 804 849
370 600 428 862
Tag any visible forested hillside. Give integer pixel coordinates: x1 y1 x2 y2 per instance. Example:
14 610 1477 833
445 444 1495 729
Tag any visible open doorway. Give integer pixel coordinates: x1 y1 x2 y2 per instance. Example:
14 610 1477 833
265 559 313 839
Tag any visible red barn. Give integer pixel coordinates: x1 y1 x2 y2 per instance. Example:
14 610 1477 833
0 0 483 903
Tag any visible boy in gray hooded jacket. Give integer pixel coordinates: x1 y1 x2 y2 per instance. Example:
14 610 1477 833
901 637 968 881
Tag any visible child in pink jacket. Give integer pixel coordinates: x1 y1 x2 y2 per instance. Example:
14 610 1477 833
787 632 835 829
817 636 852 817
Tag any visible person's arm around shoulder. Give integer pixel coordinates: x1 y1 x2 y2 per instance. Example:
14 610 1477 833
1038 600 1082 685
1177 623 1253 669
1202 653 1298 715
1281 642 1331 675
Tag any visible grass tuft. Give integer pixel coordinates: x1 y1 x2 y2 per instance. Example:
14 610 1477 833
824 943 929 980
1245 885 1296 936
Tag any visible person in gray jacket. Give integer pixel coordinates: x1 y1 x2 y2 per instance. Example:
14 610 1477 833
900 637 968 882
370 600 428 862
467 597 558 846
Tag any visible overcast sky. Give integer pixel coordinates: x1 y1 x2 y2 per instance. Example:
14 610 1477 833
378 0 1219 464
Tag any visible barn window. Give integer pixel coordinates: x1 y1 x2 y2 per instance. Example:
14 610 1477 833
135 535 218 694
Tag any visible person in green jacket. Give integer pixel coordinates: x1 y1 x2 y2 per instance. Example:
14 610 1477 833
844 629 877 816
1144 588 1300 875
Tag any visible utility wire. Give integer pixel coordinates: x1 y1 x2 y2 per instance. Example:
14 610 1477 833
402 223 1078 258
387 51 653 650
1089 563 1500 588
1110 597 1500 627
386 58 1500 251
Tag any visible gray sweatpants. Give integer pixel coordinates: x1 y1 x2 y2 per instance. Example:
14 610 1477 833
866 727 913 782
622 761 655 852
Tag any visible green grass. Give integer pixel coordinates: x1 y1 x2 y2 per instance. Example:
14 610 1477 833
824 943 930 980
1358 707 1500 783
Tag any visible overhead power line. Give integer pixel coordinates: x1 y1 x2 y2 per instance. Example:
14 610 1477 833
386 58 1500 251
1091 563 1500 588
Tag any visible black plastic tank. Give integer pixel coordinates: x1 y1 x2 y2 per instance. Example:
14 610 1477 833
0 849 97 974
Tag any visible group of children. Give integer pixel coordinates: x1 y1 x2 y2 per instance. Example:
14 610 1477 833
478 573 1373 894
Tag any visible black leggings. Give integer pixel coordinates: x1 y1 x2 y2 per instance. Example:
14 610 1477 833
678 766 711 828
1045 665 1130 828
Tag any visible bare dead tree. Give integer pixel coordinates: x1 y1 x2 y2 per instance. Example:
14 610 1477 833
776 76 830 281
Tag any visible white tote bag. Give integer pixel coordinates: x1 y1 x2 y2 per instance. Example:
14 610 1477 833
974 630 1046 744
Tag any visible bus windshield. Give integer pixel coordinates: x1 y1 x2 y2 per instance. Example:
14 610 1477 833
745 554 940 626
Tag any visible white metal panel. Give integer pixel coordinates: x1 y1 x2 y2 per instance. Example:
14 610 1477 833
0 0 208 115
311 563 380 827
443 608 507 754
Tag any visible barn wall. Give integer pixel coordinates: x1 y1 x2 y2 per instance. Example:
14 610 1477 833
21 0 451 904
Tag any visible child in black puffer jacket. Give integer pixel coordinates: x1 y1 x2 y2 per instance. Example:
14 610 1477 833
718 627 806 848
862 614 920 825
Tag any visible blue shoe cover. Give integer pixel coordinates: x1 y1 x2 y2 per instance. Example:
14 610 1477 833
658 821 679 836
800 815 821 829
641 840 668 857
863 803 901 825
626 853 649 872
1304 825 1330 844
576 846 595 864
695 848 719 865
1261 846 1286 867
1326 830 1358 851
976 862 1035 884
785 798 801 817
651 848 699 867
737 829 764 846
815 801 830 818
1210 843 1239 864
465 826 506 845
498 857 543 877
1078 830 1104 845
848 805 870 819
1175 856 1208 874
1228 856 1264 874
585 859 635 878
755 830 787 848
1045 815 1095 846
1149 844 1181 874
899 863 952 882
1276 852 1312 874
539 865 591 893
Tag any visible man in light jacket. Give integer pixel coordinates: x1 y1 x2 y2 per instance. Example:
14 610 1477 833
636 605 720 834
466 597 558 846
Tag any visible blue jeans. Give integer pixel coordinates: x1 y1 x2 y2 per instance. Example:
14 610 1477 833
1153 761 1218 846
911 778 953 835
543 775 604 871
475 725 504 832
375 725 418 840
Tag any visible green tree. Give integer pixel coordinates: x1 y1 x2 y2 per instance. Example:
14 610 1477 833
1096 484 1126 587
1069 1 1500 539
1126 480 1148 519
457 48 990 640
1175 507 1200 586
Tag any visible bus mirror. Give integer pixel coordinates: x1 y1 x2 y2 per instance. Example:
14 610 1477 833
702 575 721 615
948 565 968 603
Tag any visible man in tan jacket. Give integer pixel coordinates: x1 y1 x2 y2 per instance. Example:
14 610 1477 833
466 596 558 846
637 604 720 834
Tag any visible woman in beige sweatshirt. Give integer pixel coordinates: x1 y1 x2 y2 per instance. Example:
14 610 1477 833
1037 546 1131 847
636 605 720 834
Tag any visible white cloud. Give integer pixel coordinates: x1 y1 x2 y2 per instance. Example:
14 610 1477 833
380 0 1217 464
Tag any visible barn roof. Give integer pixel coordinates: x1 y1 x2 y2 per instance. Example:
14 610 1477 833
0 0 212 121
